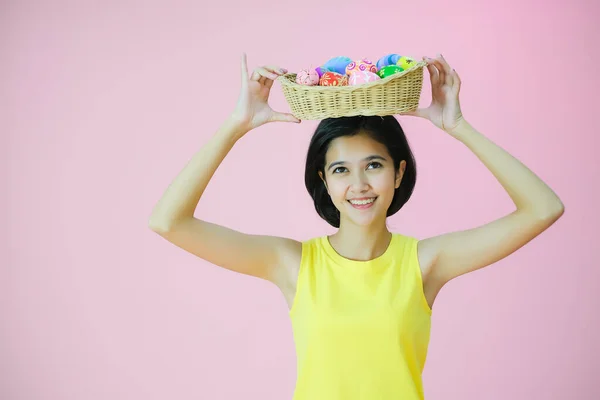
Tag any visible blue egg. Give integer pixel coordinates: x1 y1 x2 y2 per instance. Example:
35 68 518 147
377 54 402 70
323 56 353 76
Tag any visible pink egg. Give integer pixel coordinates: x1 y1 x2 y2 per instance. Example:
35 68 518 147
348 71 381 85
345 59 377 75
295 68 320 86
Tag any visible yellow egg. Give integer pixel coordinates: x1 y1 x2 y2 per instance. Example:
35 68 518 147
396 56 416 70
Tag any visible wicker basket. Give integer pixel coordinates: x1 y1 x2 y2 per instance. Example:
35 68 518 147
278 60 427 120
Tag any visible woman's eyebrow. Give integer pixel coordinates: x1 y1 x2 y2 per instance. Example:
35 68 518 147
327 155 387 171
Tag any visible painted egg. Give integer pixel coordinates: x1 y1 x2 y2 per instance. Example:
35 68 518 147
323 56 353 75
295 68 320 86
377 65 404 79
376 53 401 70
396 56 416 70
345 59 377 75
348 71 381 86
319 71 348 86
315 66 330 78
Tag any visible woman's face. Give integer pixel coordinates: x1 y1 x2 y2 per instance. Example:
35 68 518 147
319 133 405 227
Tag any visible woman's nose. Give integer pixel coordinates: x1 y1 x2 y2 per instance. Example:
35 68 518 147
350 172 369 190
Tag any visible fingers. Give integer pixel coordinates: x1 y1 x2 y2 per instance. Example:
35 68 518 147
242 55 288 86
433 56 447 87
438 54 455 87
249 65 288 90
440 55 461 94
436 54 453 87
424 58 439 86
264 65 288 88
265 65 288 75
250 66 286 82
425 55 453 88
264 76 277 89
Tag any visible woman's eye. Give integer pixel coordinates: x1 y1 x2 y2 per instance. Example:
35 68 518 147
333 162 381 174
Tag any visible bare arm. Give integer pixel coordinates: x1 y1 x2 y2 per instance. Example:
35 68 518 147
419 120 564 285
405 55 564 286
147 118 245 232
148 55 301 284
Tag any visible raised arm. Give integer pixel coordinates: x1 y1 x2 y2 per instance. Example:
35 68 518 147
401 54 564 286
148 54 301 284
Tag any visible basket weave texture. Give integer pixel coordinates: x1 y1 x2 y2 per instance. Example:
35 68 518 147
278 60 427 120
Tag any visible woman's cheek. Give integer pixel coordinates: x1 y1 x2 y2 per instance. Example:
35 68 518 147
328 180 348 202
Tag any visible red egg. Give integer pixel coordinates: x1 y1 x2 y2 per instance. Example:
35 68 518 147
319 71 348 86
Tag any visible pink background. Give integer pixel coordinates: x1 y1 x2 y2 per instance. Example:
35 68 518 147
3 1 599 399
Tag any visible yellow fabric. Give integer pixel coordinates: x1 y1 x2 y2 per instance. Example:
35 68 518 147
289 233 432 400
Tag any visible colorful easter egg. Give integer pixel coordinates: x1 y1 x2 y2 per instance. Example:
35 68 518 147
377 65 404 79
323 56 353 75
319 71 348 86
396 56 416 70
345 59 377 75
376 53 401 70
315 66 330 78
295 68 320 86
348 71 381 86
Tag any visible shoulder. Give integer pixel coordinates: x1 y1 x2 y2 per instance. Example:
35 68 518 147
278 235 322 258
278 236 303 265
392 232 437 281
273 235 320 289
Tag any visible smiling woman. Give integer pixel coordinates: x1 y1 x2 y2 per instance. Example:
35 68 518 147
148 53 564 400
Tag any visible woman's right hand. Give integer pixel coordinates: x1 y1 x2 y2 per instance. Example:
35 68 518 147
228 53 301 134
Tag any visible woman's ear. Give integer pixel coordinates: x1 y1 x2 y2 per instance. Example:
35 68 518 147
395 160 406 189
318 171 329 193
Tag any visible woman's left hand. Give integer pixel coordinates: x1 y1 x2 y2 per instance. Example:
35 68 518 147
400 54 466 136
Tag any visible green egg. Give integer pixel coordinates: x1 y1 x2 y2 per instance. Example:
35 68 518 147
377 65 405 79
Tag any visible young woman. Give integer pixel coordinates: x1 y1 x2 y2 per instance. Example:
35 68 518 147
148 53 564 400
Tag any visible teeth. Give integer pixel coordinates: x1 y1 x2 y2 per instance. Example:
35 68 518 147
349 198 375 205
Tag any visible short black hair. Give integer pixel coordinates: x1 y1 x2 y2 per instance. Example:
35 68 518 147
304 115 417 228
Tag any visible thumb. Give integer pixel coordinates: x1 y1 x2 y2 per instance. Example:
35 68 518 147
402 107 427 118
270 112 301 124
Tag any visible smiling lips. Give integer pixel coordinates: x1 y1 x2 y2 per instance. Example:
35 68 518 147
347 197 377 209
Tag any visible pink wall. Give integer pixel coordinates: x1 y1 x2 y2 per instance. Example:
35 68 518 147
3 1 598 399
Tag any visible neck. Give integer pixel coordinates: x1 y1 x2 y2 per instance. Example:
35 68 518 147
328 220 392 262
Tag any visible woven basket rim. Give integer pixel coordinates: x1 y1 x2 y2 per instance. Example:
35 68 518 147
277 60 427 91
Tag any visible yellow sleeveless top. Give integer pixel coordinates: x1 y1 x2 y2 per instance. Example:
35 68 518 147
289 232 432 400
